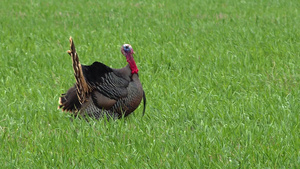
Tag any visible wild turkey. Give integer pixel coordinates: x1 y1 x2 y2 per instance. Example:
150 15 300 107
58 37 146 119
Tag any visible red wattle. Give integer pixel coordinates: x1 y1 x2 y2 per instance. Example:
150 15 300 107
126 54 139 74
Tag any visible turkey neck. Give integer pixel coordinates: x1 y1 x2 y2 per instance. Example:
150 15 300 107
125 53 139 74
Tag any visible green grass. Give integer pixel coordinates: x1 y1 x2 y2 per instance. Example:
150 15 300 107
1 0 299 168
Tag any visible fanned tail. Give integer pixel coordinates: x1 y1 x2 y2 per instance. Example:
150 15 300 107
68 37 90 104
58 86 81 112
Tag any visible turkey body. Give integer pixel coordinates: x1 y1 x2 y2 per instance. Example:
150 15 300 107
59 38 145 119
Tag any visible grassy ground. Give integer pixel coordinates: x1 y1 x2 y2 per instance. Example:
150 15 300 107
0 0 299 168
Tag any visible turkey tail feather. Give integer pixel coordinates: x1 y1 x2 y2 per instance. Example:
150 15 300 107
68 37 90 104
58 86 81 112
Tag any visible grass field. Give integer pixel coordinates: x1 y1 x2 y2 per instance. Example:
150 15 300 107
1 0 299 168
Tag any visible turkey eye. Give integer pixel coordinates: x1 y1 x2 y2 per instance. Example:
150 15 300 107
124 45 130 51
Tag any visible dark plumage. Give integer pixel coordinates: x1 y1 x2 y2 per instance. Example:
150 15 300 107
58 37 146 119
